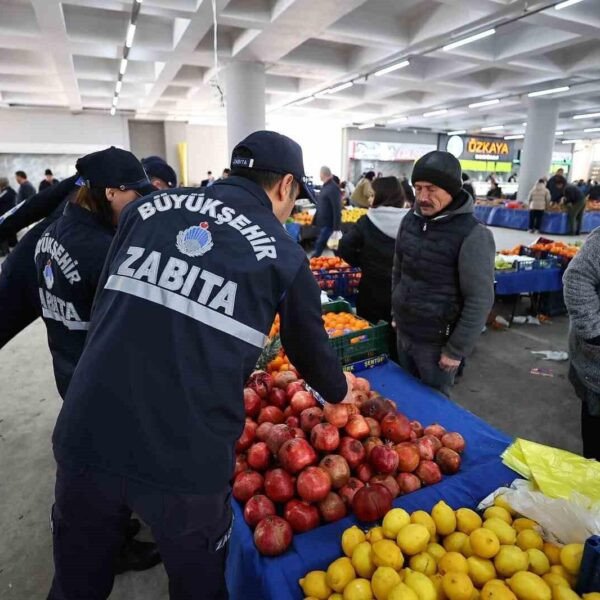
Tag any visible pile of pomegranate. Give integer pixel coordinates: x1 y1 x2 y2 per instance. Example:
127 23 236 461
234 369 466 556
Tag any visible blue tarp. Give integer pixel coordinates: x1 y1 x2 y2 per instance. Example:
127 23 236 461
284 222 301 242
226 361 517 600
495 267 564 295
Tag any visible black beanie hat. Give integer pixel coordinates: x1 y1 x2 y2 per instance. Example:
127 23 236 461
411 151 462 197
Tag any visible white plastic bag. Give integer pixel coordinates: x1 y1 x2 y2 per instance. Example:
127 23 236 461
327 230 343 250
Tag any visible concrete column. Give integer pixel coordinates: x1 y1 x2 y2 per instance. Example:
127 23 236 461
163 120 187 184
225 61 265 155
517 99 559 202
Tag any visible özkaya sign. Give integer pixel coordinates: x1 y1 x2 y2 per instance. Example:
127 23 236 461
446 135 515 162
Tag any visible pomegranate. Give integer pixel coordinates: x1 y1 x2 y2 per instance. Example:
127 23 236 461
267 387 287 410
284 499 320 533
233 470 264 503
265 424 294 455
410 420 424 438
424 423 447 439
243 494 276 528
365 417 382 438
278 438 317 473
247 442 270 471
370 474 400 499
355 462 374 483
234 454 248 478
351 390 369 406
338 436 366 469
255 421 273 442
381 413 412 443
323 402 349 428
263 468 295 503
353 377 371 393
363 436 383 459
441 432 466 454
285 380 305 401
339 477 364 506
300 407 323 432
296 466 331 502
409 430 418 442
395 442 421 473
435 447 461 474
396 472 422 495
319 455 350 489
290 391 317 415
257 406 284 425
310 423 340 452
359 396 388 421
318 491 347 523
345 404 360 416
345 414 370 440
352 483 393 523
369 444 399 475
247 370 273 399
415 460 442 485
416 436 436 461
244 388 261 418
254 515 292 556
272 370 297 389
283 406 294 420
291 427 305 439
285 415 299 429
383 398 398 415
235 419 257 452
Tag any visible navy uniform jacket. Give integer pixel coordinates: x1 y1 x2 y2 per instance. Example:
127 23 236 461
53 176 347 493
35 202 113 398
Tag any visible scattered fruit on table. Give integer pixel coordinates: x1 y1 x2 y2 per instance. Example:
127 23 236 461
236 370 467 555
529 242 579 259
299 496 586 600
294 211 314 225
342 208 368 223
311 257 351 270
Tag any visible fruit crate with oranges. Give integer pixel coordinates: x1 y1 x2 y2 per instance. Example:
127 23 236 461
310 258 362 299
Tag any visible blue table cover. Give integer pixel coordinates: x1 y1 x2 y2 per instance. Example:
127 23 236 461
226 361 517 600
284 222 301 242
495 267 563 295
583 212 600 233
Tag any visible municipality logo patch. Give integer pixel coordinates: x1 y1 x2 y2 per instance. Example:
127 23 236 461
176 222 214 257
43 260 54 289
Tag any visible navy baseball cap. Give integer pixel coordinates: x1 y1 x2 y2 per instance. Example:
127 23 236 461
75 146 156 196
231 130 314 201
142 156 177 188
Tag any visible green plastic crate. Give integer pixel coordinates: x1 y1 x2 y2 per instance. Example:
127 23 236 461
322 300 390 364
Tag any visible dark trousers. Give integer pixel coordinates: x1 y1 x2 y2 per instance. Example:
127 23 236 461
48 462 231 600
312 226 333 258
567 200 586 235
528 210 544 231
581 401 600 461
397 334 455 397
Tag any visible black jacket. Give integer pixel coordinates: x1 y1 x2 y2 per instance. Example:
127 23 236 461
564 184 585 205
314 179 341 229
39 178 59 193
17 181 36 203
0 186 16 216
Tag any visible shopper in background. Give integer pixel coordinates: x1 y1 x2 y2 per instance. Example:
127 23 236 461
200 170 214 186
577 178 590 197
563 228 600 461
351 170 375 208
461 172 475 199
39 168 59 192
400 174 415 207
546 167 565 204
486 180 502 199
0 176 17 255
141 155 177 190
312 165 341 257
392 151 495 396
527 178 550 233
15 170 36 202
555 176 585 235
589 181 600 201
508 173 517 183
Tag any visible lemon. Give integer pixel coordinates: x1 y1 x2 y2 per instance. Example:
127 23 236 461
368 527 386 544
481 580 517 600
404 570 438 600
472 590 481 600
327 557 356 592
353 542 376 579
457 509 483 535
542 574 570 589
432 501 457 536
517 530 544 552
444 532 469 554
484 507 513 525
398 524 431 556
551 586 581 600
438 552 469 575
495 546 530 578
468 556 497 587
343 578 374 600
513 519 538 534
372 567 403 600
560 544 583 576
527 549 550 576
463 538 475 558
494 496 517 517
412 511 437 539
300 571 332 599
583 595 600 600
508 571 551 600
550 566 576 587
329 595 344 600
389 582 420 600
373 540 405 570
442 572 475 600
543 544 562 567
343 526 367 558
410 553 437 575
430 574 447 600
483 519 517 546
428 543 447 562
384 509 412 539
470 529 501 559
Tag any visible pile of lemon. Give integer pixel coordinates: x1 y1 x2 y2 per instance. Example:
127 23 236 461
298 497 596 600
342 208 368 223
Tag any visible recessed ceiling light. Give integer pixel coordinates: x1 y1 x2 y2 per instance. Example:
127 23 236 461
504 134 524 140
555 131 564 135
423 109 448 117
584 127 600 133
328 82 353 94
314 89 331 98
115 80 122 94
295 96 315 106
555 0 584 9
119 58 128 75
481 125 504 131
387 116 407 124
573 112 600 120
448 130 466 135
443 28 495 51
528 86 569 97
374 60 410 77
561 139 581 144
358 122 376 130
521 122 527 126
110 106 116 116
125 23 136 48
468 99 500 109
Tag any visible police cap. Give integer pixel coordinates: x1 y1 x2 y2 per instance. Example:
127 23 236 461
141 156 177 188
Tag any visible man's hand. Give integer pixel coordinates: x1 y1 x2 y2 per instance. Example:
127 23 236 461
340 380 354 404
438 353 461 373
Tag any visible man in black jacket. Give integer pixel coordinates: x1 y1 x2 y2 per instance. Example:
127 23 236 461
392 151 495 396
0 177 17 255
313 165 341 257
555 176 586 235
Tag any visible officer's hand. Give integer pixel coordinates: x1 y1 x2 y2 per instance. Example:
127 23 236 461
438 353 461 373
340 380 354 404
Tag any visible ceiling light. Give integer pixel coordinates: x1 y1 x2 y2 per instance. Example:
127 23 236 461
504 134 524 140
115 80 122 94
561 139 581 144
314 89 331 98
481 125 504 131
110 106 116 116
125 23 137 48
448 130 466 135
528 86 569 97
573 112 600 119
374 60 410 77
295 96 315 106
387 116 407 124
443 28 495 51
555 0 584 9
119 58 128 75
358 122 375 130
468 99 500 108
328 82 353 94
555 131 564 135
522 122 527 126
112 95 118 106
423 109 448 117
584 127 600 133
